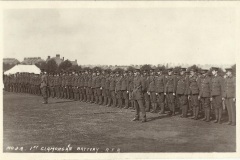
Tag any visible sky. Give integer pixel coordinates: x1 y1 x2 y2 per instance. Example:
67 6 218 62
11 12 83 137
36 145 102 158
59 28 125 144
3 8 236 66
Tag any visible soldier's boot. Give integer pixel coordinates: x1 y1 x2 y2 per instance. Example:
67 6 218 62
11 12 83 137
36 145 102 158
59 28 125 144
123 99 129 109
191 108 196 119
141 115 147 123
206 108 210 122
103 97 107 106
159 103 165 114
201 109 207 121
214 109 219 123
132 116 139 121
119 99 123 108
145 101 150 112
150 103 157 113
194 107 199 120
98 96 102 105
218 108 222 124
107 98 111 107
113 98 117 107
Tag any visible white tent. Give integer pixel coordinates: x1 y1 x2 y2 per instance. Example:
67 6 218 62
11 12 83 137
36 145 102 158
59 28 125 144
4 65 41 75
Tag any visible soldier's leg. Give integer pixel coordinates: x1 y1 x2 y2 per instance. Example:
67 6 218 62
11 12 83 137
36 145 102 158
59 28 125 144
231 99 236 125
107 90 112 107
181 95 188 118
144 93 150 112
133 100 140 120
150 92 157 113
112 91 117 107
158 93 165 114
137 99 146 122
225 99 232 124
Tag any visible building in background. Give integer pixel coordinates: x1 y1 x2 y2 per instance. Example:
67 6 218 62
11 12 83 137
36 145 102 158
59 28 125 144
3 58 20 65
21 57 45 65
46 54 78 66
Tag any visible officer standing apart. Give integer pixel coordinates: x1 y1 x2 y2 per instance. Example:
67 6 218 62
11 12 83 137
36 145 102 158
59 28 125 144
132 68 146 122
40 70 48 104
223 68 236 126
210 67 224 124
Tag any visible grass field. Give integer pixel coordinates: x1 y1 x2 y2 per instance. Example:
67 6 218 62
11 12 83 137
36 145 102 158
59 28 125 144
3 91 236 153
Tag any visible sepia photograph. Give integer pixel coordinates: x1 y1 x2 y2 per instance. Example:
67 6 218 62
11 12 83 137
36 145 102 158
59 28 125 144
1 1 238 158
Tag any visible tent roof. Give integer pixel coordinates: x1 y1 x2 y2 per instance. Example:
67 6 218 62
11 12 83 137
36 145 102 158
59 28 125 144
4 65 41 75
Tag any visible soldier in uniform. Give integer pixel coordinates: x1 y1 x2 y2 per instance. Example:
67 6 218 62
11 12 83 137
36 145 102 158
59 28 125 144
223 68 236 126
147 68 157 113
40 70 48 104
198 69 212 122
115 70 123 108
91 70 97 103
95 70 102 105
100 70 107 105
176 68 189 118
72 72 79 101
109 71 116 107
155 67 166 114
142 69 150 112
122 70 129 109
105 70 111 106
77 71 83 101
132 68 146 122
127 68 135 110
188 68 200 120
210 67 224 124
164 68 177 116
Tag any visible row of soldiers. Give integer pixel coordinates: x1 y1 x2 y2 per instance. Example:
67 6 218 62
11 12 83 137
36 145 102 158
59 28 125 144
4 66 236 124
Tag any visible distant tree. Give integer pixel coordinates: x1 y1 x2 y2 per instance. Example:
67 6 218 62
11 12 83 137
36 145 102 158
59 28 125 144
35 61 47 70
46 59 58 73
58 60 72 72
3 63 16 72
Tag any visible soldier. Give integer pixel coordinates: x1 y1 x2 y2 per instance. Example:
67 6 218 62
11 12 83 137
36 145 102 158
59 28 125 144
176 68 189 118
142 70 150 112
122 70 129 109
188 68 200 120
104 70 111 106
83 70 88 102
100 70 107 105
164 68 177 116
109 71 116 107
210 67 224 124
40 70 48 104
198 69 212 122
147 68 157 113
155 67 166 114
91 70 97 103
127 69 135 110
77 71 83 101
115 70 123 108
72 72 79 101
61 72 67 99
223 68 236 126
132 68 146 122
95 70 102 104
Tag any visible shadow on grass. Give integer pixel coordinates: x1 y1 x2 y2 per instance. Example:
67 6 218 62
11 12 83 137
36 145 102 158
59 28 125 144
147 114 171 122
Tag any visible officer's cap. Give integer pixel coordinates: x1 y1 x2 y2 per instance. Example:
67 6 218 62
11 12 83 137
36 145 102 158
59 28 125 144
225 68 233 72
190 68 197 72
201 69 208 73
211 67 219 71
180 68 187 72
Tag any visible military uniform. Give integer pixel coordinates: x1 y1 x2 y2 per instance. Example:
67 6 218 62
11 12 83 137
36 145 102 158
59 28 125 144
127 73 134 109
155 72 166 114
164 69 177 115
148 74 157 113
115 74 123 108
132 71 146 122
40 72 48 104
176 69 189 118
142 74 150 112
121 73 129 109
223 68 236 125
109 74 116 107
199 71 212 122
211 72 224 123
188 73 200 119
